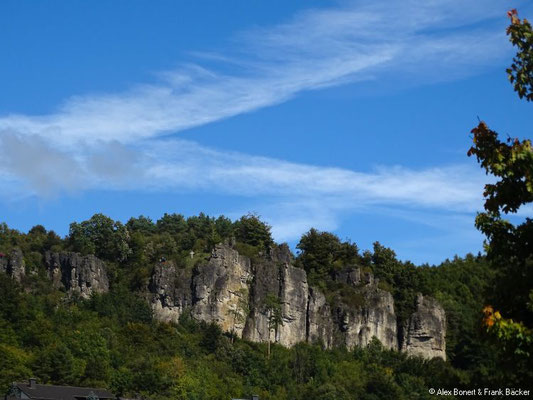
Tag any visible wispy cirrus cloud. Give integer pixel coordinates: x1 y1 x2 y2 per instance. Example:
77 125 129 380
0 132 488 239
0 0 522 259
0 0 515 146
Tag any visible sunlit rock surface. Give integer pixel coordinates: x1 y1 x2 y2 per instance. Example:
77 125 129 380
148 244 446 359
402 294 447 360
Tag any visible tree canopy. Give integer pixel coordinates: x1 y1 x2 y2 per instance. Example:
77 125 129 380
468 9 533 381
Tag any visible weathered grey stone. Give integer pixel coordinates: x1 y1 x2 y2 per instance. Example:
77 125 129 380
149 244 253 334
277 264 308 346
307 287 335 348
333 285 398 350
335 268 362 287
307 281 397 351
402 294 447 360
242 258 280 343
3 244 447 360
44 252 109 298
147 243 445 359
192 244 252 335
0 249 25 282
268 243 292 265
149 261 193 323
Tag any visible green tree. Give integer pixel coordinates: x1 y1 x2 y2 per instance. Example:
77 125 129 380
126 215 156 235
467 9 533 385
0 344 32 389
506 9 533 101
156 213 188 235
214 215 234 239
263 293 283 359
68 214 132 261
33 343 83 385
296 228 359 285
233 213 273 250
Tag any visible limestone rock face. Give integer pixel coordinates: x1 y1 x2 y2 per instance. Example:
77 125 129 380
2 244 447 359
333 285 398 350
402 294 447 360
307 287 335 348
242 259 280 343
149 244 253 337
307 278 397 351
147 244 446 359
191 244 252 335
277 264 309 347
44 252 109 298
335 267 374 287
149 261 193 323
241 244 309 346
0 249 25 282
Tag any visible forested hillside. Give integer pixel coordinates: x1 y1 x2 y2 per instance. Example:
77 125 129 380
1 7 533 400
0 212 530 399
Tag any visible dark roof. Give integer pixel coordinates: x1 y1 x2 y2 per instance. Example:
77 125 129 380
13 382 114 400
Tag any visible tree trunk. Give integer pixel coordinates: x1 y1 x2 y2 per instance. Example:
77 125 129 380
267 329 271 359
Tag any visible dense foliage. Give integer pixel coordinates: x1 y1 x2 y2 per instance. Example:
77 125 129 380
0 210 529 398
506 9 533 101
1 9 532 400
465 9 533 386
0 260 462 400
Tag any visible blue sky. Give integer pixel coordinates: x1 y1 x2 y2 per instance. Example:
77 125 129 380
1 0 532 264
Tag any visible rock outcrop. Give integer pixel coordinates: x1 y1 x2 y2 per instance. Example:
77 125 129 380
191 244 252 336
305 281 397 351
0 244 446 359
332 285 398 350
402 294 447 360
242 245 308 347
0 249 25 282
148 243 446 359
44 252 109 298
150 261 193 323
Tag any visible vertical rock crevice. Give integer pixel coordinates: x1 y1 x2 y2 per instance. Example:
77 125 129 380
44 251 109 299
0 249 25 282
401 294 447 360
0 244 446 360
146 244 446 359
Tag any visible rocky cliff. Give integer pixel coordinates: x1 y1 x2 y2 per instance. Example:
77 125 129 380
1 245 446 359
401 294 447 360
0 249 25 282
44 251 109 298
148 243 447 359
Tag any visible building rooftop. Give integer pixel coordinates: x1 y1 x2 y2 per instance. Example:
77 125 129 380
6 379 115 400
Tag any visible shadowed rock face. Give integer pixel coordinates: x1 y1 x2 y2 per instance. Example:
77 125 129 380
333 285 398 350
306 283 397 351
241 257 281 343
242 246 308 347
307 287 335 348
148 243 446 359
149 261 193 323
44 252 109 298
0 249 25 282
402 294 447 360
1 244 446 359
150 244 254 337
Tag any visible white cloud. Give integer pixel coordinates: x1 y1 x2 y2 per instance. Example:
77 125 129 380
0 132 488 248
139 139 485 212
0 0 523 258
0 0 515 146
